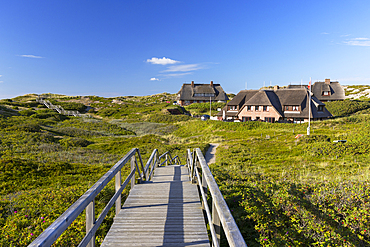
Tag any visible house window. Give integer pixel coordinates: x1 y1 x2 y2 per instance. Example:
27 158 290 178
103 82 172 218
247 106 251 111
242 116 251 122
263 106 268 111
255 106 260 111
323 91 330 96
265 117 275 123
229 105 237 111
285 106 299 111
318 105 324 111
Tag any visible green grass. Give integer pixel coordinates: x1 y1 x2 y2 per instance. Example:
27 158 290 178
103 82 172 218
1 94 370 246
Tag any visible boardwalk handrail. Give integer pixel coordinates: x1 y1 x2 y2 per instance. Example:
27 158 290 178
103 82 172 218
29 148 179 247
36 96 88 117
187 148 247 247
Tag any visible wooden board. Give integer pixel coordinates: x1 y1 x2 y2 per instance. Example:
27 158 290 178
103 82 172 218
101 165 210 247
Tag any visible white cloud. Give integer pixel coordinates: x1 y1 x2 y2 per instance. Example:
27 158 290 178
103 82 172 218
164 72 192 77
150 77 160 81
146 57 179 65
0 81 3 83
340 34 351 37
163 64 203 73
19 55 44 58
0 75 2 77
344 38 370 46
321 32 329 35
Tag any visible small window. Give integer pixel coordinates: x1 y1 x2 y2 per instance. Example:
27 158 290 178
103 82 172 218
285 106 289 111
263 106 268 111
318 105 324 111
293 106 299 111
229 105 237 111
323 91 330 96
242 116 251 122
255 106 260 111
247 106 251 111
265 117 275 123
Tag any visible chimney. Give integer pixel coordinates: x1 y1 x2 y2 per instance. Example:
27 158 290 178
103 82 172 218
210 81 214 86
191 81 194 87
325 79 330 85
274 85 279 91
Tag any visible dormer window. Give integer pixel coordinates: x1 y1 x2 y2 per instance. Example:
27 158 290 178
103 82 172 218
318 105 324 111
194 93 215 97
323 91 330 96
229 105 237 111
285 106 300 111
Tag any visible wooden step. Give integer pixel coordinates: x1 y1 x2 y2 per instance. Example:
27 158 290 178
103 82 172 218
101 165 210 247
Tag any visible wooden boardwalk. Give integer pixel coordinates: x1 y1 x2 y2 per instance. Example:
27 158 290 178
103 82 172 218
101 165 210 247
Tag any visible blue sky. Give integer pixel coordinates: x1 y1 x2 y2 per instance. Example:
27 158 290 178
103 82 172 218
1 1 370 99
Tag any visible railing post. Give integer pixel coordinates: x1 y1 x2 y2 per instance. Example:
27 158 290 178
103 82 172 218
115 169 121 216
131 156 135 188
165 154 168 166
86 200 95 247
202 169 208 222
212 199 221 246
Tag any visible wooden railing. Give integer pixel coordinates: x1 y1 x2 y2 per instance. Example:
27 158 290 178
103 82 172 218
187 148 247 247
28 148 180 247
36 96 87 117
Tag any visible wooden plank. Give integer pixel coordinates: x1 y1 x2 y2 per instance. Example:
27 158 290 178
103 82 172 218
101 165 210 247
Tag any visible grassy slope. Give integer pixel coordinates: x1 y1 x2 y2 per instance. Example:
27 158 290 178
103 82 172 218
1 88 370 246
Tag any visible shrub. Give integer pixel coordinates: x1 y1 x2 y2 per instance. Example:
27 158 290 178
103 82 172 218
325 100 370 117
59 137 91 148
19 109 36 116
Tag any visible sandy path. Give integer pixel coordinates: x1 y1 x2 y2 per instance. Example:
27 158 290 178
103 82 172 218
205 143 219 164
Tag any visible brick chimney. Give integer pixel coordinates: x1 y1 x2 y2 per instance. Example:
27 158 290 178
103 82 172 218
191 81 194 87
274 85 279 91
325 79 330 85
210 81 213 86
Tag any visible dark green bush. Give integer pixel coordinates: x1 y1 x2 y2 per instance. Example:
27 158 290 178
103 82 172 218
325 100 370 117
147 114 191 123
303 134 331 143
59 137 91 148
19 109 36 116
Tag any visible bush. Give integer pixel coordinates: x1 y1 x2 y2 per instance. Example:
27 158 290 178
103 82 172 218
19 109 36 116
59 137 91 148
325 100 370 117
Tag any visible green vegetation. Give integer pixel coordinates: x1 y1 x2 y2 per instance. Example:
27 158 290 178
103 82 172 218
185 102 226 116
325 99 370 117
1 91 370 246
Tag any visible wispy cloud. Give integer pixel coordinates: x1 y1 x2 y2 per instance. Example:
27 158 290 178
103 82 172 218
18 55 44 58
340 34 351 37
344 38 370 46
163 64 203 73
0 75 2 77
150 77 160 81
321 32 329 35
164 72 192 77
146 57 179 65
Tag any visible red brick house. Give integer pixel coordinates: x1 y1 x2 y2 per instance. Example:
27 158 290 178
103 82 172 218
218 87 332 123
